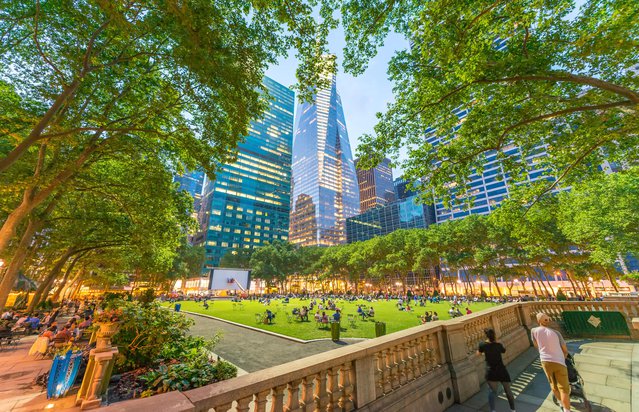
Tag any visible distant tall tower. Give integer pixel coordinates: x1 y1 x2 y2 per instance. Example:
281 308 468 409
195 77 294 268
355 157 395 212
289 73 360 246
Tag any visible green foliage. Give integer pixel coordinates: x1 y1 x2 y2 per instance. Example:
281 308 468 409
137 289 156 307
105 299 217 373
140 358 237 394
558 167 639 267
347 0 639 206
556 288 568 301
219 248 254 269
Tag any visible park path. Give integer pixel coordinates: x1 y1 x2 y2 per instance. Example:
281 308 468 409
185 312 364 373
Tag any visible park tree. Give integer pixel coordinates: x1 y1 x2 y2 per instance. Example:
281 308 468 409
0 0 336 262
219 248 254 270
249 241 298 292
348 0 639 206
558 167 639 275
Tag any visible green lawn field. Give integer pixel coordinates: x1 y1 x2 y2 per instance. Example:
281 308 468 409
165 298 497 340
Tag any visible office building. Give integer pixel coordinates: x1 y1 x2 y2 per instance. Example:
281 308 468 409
426 107 553 223
356 157 395 212
393 176 418 201
174 169 205 213
289 73 360 246
195 77 294 268
346 194 436 243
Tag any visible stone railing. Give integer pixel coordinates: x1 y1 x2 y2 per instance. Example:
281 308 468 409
523 300 639 339
101 301 635 412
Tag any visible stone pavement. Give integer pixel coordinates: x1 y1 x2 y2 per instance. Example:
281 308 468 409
447 340 638 412
186 312 364 372
0 335 79 412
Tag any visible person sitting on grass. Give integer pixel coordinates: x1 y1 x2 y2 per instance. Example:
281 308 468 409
321 312 329 326
367 307 375 318
432 311 439 321
299 306 309 322
357 305 367 319
203 300 209 310
314 310 322 324
264 309 275 324
466 307 473 315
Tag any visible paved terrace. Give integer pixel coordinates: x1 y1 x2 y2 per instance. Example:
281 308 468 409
0 303 637 411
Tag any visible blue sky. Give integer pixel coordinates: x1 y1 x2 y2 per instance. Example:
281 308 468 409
265 28 408 176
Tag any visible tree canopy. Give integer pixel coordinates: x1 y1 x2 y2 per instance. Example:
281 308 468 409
347 0 638 206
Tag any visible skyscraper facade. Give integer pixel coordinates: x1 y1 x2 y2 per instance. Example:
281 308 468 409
346 194 436 243
174 169 205 213
355 157 395 212
289 74 360 246
195 77 294 268
426 107 553 223
393 176 418 201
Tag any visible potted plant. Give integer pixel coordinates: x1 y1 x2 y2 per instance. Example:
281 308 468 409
93 309 123 351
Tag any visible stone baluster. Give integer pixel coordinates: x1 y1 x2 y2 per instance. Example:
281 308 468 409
382 348 392 394
389 346 401 390
374 352 384 397
300 375 315 412
236 396 252 412
397 343 407 385
409 339 420 380
285 379 302 412
215 402 233 411
271 385 286 412
314 370 329 410
338 362 354 411
254 390 270 412
326 367 340 411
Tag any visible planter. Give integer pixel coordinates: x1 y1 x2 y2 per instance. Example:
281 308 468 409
330 321 340 341
95 322 120 352
375 321 386 337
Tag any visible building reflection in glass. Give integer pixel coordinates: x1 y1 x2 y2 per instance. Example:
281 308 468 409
289 74 360 246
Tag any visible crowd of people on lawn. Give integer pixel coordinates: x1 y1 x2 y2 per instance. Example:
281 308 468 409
1 299 98 354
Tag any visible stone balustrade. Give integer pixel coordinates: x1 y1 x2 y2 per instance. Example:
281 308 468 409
101 300 636 412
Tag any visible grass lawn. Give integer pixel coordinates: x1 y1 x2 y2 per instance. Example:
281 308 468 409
165 298 497 340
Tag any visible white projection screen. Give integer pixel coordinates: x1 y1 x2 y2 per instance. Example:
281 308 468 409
208 268 251 292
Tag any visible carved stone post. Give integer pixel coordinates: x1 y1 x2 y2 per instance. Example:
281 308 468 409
442 321 480 403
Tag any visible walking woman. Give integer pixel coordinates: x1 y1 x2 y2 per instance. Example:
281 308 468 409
477 328 516 412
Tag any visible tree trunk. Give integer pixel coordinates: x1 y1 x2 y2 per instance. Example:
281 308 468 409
70 280 84 300
27 248 75 312
59 269 83 302
51 254 85 302
0 217 43 308
604 267 620 292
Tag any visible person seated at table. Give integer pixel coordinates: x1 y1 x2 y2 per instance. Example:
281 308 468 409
264 309 275 324
41 326 56 340
314 310 322 323
12 314 30 331
53 325 73 343
405 303 412 312
357 305 367 319
26 314 41 332
292 307 300 317
78 316 92 330
321 312 329 325
299 306 309 322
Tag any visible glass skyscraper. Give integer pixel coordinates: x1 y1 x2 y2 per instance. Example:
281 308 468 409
289 74 360 246
426 107 553 223
346 194 436 243
355 157 395 212
195 77 294 268
174 169 205 213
